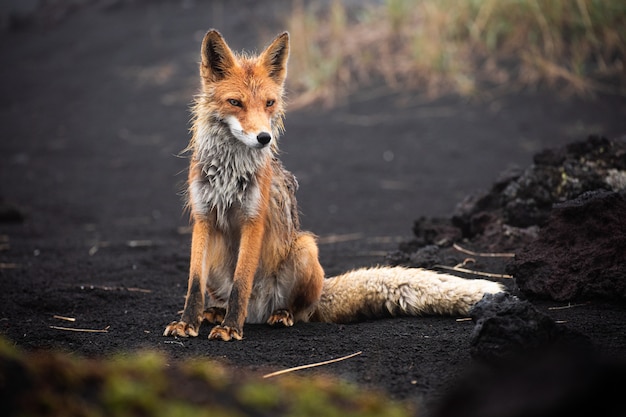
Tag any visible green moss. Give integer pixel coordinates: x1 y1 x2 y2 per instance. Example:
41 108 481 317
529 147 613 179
0 338 414 417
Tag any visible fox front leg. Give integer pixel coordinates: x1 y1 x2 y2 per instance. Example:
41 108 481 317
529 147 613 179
163 277 205 337
209 174 270 341
163 220 211 337
207 224 263 341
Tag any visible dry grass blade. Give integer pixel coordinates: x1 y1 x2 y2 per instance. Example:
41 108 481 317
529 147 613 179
263 351 362 379
50 325 110 333
80 285 152 293
127 287 153 293
548 302 590 310
127 240 153 248
0 263 19 269
53 315 76 322
317 233 364 245
453 243 515 258
164 340 186 347
434 264 513 279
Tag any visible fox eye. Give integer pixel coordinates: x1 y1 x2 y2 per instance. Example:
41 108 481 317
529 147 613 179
266 99 275 107
228 99 242 107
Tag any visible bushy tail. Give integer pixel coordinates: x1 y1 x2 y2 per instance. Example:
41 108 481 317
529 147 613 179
310 266 504 323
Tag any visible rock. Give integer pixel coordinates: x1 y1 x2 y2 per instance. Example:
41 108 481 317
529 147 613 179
408 245 442 268
469 293 591 363
454 135 626 231
411 216 462 247
434 292 622 417
393 136 626 301
509 190 626 301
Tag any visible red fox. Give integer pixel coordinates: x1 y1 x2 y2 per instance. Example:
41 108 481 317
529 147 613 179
163 30 503 341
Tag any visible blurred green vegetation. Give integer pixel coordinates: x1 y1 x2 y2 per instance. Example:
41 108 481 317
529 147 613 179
0 338 414 417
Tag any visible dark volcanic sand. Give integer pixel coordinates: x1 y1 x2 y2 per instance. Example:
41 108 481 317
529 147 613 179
1 2 625 415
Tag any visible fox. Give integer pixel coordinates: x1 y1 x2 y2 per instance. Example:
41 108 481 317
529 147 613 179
163 30 504 341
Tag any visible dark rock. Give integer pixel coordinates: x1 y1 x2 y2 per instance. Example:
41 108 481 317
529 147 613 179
395 135 626 303
408 245 442 268
438 329 622 417
509 190 626 301
437 292 623 417
452 191 501 239
452 135 626 232
385 250 411 266
469 293 591 363
411 216 462 246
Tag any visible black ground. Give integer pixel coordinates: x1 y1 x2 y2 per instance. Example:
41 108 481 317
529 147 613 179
1 2 625 415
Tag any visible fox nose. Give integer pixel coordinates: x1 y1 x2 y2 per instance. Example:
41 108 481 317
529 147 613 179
257 132 271 146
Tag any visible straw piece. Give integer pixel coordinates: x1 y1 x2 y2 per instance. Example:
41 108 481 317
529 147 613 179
263 351 362 378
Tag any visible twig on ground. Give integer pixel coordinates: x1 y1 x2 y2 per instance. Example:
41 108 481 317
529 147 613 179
455 317 473 322
548 302 590 310
434 264 513 279
53 315 76 322
317 233 364 245
50 325 110 333
79 285 152 293
453 243 515 258
164 340 186 347
126 287 153 293
88 241 110 256
460 258 476 266
263 351 363 379
127 240 153 248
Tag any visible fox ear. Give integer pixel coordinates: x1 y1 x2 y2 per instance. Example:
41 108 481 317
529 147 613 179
201 29 236 82
260 32 289 85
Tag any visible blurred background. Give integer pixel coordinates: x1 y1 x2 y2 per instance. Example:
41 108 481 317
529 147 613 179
1 0 625 272
288 0 626 106
1 2 625 412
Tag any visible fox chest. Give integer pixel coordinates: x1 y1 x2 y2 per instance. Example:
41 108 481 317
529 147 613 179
189 164 262 228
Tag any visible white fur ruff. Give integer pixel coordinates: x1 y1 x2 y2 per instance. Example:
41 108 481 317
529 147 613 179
190 116 272 228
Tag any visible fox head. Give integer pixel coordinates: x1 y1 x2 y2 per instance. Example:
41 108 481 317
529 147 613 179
199 30 289 150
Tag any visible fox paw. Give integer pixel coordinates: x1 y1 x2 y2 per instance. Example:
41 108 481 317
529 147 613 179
208 325 242 341
163 320 200 337
203 307 226 324
267 309 294 327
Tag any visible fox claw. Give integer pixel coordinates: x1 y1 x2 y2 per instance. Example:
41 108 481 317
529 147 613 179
208 325 242 341
163 321 199 337
267 309 294 327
